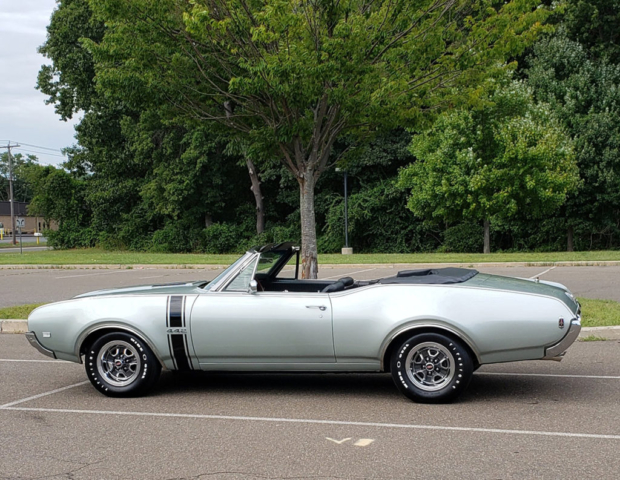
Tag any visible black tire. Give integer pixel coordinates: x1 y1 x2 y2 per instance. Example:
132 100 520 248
85 332 161 397
390 333 473 404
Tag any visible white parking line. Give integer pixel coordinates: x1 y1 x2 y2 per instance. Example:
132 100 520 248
1 406 619 440
529 266 556 279
55 270 135 279
0 359 72 364
0 381 89 409
478 372 620 380
321 268 378 280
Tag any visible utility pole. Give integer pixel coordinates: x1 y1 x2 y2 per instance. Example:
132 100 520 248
1 141 20 245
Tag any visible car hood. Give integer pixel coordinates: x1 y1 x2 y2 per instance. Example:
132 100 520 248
464 273 580 315
73 280 209 299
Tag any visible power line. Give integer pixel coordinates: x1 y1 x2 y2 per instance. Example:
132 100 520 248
13 147 66 158
0 140 67 154
18 141 67 153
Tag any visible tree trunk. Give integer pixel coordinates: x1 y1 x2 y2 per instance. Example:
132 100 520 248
299 173 318 279
567 225 574 252
483 219 491 254
245 155 264 235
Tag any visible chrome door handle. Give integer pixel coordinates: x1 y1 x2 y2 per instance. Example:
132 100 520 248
306 305 327 311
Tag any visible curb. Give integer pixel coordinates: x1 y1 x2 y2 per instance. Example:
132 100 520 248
0 320 28 334
579 326 620 340
1 261 620 270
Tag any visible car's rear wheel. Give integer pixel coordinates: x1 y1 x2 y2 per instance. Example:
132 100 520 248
390 333 473 403
85 332 161 397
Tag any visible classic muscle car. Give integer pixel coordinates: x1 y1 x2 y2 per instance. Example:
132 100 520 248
26 242 581 403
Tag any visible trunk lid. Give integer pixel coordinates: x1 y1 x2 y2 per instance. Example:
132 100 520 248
464 273 579 315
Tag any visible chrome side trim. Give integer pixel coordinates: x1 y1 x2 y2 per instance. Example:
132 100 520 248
379 323 482 370
543 316 582 361
25 332 56 359
74 323 166 369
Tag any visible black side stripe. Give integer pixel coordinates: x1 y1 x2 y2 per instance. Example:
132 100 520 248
167 295 192 371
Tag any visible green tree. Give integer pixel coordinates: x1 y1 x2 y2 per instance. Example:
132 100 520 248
37 0 105 120
526 33 620 249
399 81 579 253
564 0 620 62
0 152 39 203
21 163 94 248
89 0 550 277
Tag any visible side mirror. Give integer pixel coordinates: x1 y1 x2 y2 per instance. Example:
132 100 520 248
248 280 258 294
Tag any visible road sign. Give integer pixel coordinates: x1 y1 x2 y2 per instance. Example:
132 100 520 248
16 218 25 228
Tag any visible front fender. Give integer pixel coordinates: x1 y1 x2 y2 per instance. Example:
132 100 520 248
28 296 171 364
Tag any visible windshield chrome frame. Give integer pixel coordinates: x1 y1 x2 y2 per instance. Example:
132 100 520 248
204 251 258 293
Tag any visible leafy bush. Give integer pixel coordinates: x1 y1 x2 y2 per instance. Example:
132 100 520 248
45 223 98 249
149 220 203 253
201 223 246 254
440 223 484 253
321 181 441 253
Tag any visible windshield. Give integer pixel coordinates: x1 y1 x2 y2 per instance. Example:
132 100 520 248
255 250 289 276
202 252 254 291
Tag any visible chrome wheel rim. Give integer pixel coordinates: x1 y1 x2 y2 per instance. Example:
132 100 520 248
96 340 141 387
405 342 455 392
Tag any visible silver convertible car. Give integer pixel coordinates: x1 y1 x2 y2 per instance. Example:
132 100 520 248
27 243 581 403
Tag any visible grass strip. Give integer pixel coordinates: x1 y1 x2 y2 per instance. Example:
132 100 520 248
1 247 620 265
579 335 608 342
577 297 620 328
3 297 619 327
0 303 45 320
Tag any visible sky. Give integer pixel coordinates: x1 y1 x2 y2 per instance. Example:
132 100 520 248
0 0 79 166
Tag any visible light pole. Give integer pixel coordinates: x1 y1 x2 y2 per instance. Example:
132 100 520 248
336 168 352 254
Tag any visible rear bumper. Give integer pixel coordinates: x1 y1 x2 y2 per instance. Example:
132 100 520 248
542 316 581 361
25 332 56 359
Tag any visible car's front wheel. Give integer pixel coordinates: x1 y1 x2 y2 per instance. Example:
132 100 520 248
85 332 161 397
390 333 473 403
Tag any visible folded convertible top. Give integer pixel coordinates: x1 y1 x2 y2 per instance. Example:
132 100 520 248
378 267 478 285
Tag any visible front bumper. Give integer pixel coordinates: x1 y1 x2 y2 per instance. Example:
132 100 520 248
25 332 56 359
542 316 582 361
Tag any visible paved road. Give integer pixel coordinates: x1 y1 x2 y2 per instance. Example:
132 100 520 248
1 264 619 307
0 235 47 244
1 335 619 479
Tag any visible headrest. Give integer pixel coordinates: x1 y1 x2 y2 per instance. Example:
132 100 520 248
322 281 345 293
339 277 354 287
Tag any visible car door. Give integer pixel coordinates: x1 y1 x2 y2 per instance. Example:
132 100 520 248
189 257 335 368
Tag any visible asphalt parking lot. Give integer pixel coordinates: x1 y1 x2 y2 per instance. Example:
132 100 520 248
1 264 620 307
2 263 619 479
1 334 620 479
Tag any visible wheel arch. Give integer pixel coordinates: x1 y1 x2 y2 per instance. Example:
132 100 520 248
76 324 166 369
381 324 481 372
